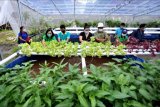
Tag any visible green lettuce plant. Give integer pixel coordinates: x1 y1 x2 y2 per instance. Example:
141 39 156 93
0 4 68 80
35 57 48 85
20 41 126 58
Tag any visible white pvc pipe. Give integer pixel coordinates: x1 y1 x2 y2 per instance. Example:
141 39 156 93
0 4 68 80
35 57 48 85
54 27 160 30
0 52 18 65
18 50 160 56
53 31 160 35
81 57 87 75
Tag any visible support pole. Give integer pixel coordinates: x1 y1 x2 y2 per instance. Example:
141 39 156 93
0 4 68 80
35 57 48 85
74 0 76 23
81 57 87 75
17 0 23 26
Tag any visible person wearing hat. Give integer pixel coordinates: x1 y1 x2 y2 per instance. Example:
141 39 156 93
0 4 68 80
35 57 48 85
94 22 110 43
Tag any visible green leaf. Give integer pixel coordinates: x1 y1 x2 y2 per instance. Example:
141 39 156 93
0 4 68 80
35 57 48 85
100 76 114 86
43 97 51 107
5 85 16 94
128 100 146 107
90 64 97 74
55 99 73 107
58 84 70 90
145 85 154 94
35 95 41 107
56 93 73 100
78 94 89 107
21 89 32 102
96 100 105 107
121 86 129 93
0 98 9 107
23 96 34 107
137 76 147 82
68 64 80 73
15 104 24 107
112 58 123 63
129 85 136 90
139 88 151 100
112 90 130 99
95 90 110 98
117 74 128 85
0 85 6 100
83 84 98 94
115 100 123 107
89 95 96 107
11 78 22 83
129 91 137 100
134 80 142 85
77 83 88 94
123 102 128 107
105 96 115 102
101 82 109 91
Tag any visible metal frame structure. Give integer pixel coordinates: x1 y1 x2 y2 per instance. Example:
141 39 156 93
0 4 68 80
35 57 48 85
53 27 160 35
19 0 160 19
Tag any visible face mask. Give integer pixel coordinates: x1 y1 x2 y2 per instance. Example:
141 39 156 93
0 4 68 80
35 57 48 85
62 30 65 33
84 31 89 35
121 26 125 29
98 28 103 32
23 29 26 32
47 34 52 37
141 28 145 31
122 33 126 36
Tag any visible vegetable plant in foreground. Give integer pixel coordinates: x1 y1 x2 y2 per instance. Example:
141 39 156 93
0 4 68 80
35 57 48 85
0 58 160 107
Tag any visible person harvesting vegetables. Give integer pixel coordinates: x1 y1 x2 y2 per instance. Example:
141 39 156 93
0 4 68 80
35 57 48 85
58 25 70 42
18 26 31 44
42 28 57 45
94 22 110 43
131 24 146 42
79 23 93 43
115 23 128 45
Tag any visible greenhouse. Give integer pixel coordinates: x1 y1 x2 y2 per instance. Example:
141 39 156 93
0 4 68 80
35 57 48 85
0 0 160 107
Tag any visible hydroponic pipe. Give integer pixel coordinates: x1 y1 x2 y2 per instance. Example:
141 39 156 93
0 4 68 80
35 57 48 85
0 52 18 66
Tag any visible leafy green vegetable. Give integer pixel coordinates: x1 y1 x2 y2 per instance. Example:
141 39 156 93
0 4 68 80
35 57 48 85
20 41 126 57
0 58 160 107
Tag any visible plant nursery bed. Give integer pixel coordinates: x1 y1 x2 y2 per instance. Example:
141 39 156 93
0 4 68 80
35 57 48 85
29 55 82 74
85 56 117 68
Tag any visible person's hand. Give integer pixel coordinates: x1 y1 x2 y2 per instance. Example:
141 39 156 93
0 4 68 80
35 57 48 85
126 38 130 43
29 39 32 42
104 38 108 42
115 38 121 46
115 38 119 43
42 41 46 47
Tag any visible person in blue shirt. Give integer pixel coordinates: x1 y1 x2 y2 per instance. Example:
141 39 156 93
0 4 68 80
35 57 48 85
18 26 30 44
115 23 126 36
115 23 128 45
58 25 70 42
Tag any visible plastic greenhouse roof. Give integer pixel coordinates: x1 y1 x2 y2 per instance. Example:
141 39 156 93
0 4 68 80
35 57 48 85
20 0 160 16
